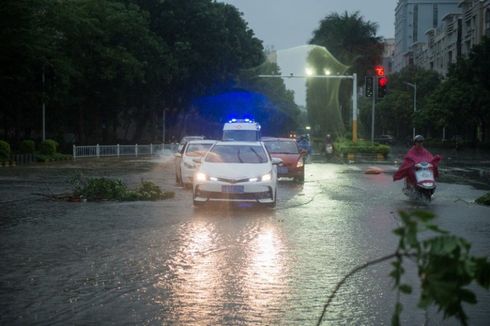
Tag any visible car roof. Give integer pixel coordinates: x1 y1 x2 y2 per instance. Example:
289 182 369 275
186 139 216 144
261 137 295 142
180 136 205 143
214 141 263 146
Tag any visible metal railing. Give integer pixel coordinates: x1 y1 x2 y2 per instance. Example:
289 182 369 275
73 143 176 159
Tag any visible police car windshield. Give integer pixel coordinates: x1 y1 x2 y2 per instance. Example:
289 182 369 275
222 130 259 141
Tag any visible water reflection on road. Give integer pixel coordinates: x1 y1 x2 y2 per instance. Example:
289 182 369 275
0 160 489 325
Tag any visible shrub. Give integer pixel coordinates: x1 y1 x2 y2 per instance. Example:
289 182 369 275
39 139 59 155
20 139 35 154
70 175 174 201
334 138 390 156
476 192 490 205
0 140 11 160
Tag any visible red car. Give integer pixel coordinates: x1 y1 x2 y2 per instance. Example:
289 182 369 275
262 137 305 182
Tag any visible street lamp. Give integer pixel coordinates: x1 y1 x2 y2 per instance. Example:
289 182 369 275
404 82 417 139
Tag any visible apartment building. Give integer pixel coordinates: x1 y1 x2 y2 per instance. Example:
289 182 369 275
394 0 460 72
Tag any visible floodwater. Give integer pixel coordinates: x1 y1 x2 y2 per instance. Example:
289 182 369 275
1 158 489 325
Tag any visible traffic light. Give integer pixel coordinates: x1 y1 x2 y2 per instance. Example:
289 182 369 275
365 76 374 97
377 76 388 98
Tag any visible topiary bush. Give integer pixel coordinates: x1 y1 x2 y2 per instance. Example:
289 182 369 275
0 140 11 160
39 139 59 155
19 139 35 154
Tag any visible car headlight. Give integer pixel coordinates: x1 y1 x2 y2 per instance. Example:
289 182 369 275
261 172 272 182
195 172 207 182
296 159 304 168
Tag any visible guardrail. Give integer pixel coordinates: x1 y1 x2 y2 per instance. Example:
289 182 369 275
73 143 177 159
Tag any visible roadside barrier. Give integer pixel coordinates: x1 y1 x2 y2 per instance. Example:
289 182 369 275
72 143 176 159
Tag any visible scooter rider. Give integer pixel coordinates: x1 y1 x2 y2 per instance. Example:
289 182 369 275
393 135 441 186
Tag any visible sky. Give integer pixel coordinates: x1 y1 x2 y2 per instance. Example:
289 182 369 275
219 0 397 51
218 0 397 106
218 0 398 106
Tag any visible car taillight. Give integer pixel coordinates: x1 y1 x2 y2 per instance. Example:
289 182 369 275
296 159 304 168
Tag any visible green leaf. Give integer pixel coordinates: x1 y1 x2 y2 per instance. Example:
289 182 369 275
399 284 412 294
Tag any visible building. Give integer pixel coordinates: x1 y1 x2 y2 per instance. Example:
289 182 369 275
394 0 460 72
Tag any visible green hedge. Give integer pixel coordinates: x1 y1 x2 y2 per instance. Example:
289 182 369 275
0 140 11 160
39 139 59 155
20 139 35 154
334 138 390 156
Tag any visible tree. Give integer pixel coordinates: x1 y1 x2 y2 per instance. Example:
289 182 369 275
425 38 490 143
308 11 384 136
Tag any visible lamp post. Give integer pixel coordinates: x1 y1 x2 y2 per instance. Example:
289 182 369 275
404 82 417 139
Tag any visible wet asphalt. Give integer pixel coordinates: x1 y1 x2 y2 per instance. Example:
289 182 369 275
0 156 489 325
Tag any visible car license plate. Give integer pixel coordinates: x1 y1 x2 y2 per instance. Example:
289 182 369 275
222 185 244 193
278 166 288 174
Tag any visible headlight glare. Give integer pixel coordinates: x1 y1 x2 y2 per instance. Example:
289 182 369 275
195 172 207 182
261 173 272 182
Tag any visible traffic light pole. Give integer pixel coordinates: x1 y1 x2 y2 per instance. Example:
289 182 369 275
258 73 358 142
371 82 376 143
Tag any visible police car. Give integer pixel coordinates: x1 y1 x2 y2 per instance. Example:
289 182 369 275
222 119 261 141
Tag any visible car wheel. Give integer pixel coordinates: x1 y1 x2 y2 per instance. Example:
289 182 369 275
295 175 304 183
193 191 204 207
265 189 277 208
177 168 183 185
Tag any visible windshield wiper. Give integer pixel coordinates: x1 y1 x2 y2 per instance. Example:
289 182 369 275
236 149 244 163
249 147 265 163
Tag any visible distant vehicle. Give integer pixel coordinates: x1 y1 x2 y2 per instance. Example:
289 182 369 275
176 135 205 153
175 139 216 187
222 119 261 141
192 141 281 207
262 137 305 182
374 134 394 145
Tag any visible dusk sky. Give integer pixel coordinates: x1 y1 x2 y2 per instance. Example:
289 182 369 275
219 0 397 50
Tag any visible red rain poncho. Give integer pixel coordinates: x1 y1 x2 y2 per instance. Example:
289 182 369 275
393 146 441 183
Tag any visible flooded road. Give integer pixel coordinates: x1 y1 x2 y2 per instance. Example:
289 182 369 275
1 159 489 325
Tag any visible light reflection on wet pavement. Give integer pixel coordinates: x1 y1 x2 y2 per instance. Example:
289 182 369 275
0 158 489 325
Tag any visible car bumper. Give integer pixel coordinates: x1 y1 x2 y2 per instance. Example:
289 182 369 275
193 182 275 203
277 166 304 178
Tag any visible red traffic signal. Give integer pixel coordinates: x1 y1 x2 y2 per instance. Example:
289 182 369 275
375 65 385 76
377 76 388 98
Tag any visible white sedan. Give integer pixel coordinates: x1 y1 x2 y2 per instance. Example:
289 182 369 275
192 141 281 207
175 139 216 187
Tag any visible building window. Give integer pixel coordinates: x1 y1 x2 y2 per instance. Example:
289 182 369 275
433 4 438 28
413 4 419 42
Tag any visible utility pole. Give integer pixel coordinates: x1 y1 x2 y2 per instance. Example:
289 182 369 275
404 82 417 139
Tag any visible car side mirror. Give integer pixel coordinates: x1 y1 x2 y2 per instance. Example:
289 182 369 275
300 149 307 155
271 157 283 165
174 153 182 158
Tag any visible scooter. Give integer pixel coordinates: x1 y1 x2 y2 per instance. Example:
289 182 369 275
325 143 333 155
402 162 436 202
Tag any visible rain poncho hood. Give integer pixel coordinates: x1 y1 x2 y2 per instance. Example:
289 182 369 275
393 146 441 182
